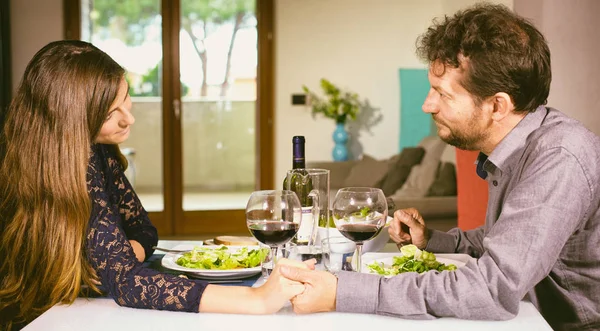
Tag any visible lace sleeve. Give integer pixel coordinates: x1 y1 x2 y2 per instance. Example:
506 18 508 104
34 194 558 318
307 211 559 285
86 145 208 312
104 146 158 259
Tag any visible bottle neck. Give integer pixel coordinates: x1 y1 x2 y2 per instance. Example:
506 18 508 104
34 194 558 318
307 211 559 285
292 142 306 169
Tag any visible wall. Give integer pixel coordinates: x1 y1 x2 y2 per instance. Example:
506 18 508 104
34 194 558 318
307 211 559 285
10 0 63 91
515 0 600 137
456 150 488 230
275 1 439 186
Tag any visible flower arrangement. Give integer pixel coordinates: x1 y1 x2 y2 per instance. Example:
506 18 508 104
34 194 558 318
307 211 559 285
302 79 362 125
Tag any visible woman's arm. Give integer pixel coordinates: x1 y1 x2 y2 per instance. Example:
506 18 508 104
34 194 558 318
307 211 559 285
88 144 307 313
103 145 158 261
128 239 146 262
87 200 304 313
88 145 205 311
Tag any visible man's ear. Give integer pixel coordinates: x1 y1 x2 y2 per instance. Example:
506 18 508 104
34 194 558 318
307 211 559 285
490 92 514 122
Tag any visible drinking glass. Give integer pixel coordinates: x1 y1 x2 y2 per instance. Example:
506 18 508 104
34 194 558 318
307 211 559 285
322 236 356 274
332 187 387 273
259 243 273 278
284 168 330 251
246 190 302 273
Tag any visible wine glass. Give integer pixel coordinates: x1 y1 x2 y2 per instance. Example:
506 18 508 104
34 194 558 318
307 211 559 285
332 187 388 273
246 190 302 277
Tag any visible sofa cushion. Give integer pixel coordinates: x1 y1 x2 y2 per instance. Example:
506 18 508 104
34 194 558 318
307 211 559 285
343 154 388 187
394 136 448 198
390 195 457 218
376 147 425 196
307 159 357 189
439 143 457 164
426 162 457 196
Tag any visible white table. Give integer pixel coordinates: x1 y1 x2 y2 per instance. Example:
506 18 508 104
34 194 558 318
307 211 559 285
24 241 553 331
24 298 551 331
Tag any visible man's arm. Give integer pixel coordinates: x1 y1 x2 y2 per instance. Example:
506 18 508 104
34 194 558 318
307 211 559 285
426 227 486 257
284 147 591 319
337 147 591 319
390 209 487 257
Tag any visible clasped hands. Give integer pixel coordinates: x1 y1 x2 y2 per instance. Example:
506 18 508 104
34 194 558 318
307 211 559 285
258 257 337 314
263 208 431 314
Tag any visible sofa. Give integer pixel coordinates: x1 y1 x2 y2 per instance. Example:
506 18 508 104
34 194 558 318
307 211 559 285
307 136 457 232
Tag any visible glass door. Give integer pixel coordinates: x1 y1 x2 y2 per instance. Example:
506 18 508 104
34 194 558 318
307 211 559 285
178 0 257 234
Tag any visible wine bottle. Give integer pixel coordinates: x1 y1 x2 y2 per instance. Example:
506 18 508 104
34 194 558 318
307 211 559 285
283 136 313 245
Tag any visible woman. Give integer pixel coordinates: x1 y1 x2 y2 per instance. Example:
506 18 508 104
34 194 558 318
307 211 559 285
0 40 306 329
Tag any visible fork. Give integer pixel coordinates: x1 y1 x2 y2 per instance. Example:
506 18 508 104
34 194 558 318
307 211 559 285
152 246 189 253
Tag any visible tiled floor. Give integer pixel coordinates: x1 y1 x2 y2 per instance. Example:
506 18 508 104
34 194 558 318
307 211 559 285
137 191 252 212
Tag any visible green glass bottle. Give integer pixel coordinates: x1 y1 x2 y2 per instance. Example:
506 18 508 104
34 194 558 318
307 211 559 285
283 136 313 244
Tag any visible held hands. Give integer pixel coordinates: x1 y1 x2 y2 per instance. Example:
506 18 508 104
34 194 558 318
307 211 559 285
265 208 430 315
254 258 314 314
388 208 430 249
262 207 431 315
279 265 337 314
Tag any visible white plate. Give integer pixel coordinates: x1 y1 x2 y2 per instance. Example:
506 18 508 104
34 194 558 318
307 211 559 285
361 253 471 277
161 244 262 280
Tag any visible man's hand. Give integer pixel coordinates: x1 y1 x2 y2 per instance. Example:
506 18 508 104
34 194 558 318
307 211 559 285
388 208 430 249
253 258 308 314
200 258 309 314
129 240 145 262
279 265 337 314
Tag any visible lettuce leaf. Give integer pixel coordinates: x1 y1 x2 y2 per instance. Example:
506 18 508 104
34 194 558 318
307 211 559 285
175 245 268 270
367 244 457 275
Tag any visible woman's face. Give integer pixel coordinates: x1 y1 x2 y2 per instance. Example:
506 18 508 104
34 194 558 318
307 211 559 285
95 77 134 144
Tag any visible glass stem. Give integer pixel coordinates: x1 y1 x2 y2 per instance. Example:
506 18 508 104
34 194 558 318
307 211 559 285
270 246 279 267
355 243 363 273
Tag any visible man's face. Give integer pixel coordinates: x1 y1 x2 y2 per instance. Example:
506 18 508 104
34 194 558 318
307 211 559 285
422 61 491 151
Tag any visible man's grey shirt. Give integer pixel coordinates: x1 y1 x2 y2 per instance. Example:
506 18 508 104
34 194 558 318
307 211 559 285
336 107 600 330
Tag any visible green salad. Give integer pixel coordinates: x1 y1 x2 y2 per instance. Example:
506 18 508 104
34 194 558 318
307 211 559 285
367 244 457 276
319 207 392 228
318 214 336 227
176 245 268 270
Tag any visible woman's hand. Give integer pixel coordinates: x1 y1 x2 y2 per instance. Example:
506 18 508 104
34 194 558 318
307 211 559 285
198 258 312 314
253 258 309 314
129 240 145 262
388 208 430 249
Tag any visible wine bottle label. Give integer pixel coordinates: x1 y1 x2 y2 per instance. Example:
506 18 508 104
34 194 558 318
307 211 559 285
296 206 314 243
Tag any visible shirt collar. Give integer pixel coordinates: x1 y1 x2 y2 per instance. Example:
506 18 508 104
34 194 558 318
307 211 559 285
486 105 548 176
476 152 488 179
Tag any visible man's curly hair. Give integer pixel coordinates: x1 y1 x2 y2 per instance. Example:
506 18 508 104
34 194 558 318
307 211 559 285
416 3 551 112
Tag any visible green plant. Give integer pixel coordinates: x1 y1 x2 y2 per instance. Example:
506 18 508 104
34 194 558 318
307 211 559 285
302 79 362 125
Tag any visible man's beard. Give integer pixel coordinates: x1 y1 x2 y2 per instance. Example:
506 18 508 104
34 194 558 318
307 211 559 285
440 130 485 151
434 113 488 151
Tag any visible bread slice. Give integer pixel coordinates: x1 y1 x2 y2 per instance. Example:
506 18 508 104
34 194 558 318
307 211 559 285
213 235 259 246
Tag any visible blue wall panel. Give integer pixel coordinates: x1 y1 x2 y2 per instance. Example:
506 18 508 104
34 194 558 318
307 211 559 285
399 68 432 151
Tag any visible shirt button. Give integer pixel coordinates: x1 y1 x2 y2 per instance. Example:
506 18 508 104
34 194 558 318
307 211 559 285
492 180 498 186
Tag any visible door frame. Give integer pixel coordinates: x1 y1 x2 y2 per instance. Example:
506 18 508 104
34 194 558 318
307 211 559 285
63 0 274 236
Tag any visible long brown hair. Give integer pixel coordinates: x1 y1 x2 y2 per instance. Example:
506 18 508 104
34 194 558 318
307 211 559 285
0 40 125 329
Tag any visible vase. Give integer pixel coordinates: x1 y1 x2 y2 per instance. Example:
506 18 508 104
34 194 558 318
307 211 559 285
332 123 348 161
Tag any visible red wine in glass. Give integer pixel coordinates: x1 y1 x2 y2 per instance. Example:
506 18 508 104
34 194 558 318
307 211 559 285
338 224 382 242
332 187 388 273
249 221 299 246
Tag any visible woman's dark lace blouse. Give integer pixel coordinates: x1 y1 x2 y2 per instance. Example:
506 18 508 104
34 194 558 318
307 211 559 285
85 143 207 311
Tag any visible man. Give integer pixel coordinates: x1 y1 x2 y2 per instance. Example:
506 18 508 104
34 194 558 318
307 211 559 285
279 4 600 330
